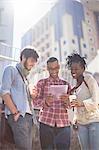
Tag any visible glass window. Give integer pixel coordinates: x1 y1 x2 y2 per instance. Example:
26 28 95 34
84 54 87 59
32 30 36 41
46 43 49 48
54 47 57 51
63 40 66 45
72 39 75 44
0 8 4 25
83 43 87 48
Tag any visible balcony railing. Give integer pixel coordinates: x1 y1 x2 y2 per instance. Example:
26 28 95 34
0 42 20 62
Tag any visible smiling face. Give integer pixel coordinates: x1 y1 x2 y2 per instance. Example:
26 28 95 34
47 60 60 79
71 62 85 79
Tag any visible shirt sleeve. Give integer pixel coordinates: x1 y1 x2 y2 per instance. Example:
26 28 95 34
0 66 15 96
33 79 45 108
83 75 99 112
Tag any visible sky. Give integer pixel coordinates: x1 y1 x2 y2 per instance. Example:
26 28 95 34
13 0 57 49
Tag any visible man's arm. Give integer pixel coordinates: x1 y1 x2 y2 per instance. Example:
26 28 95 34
0 66 20 121
2 94 20 121
32 79 51 108
2 93 18 114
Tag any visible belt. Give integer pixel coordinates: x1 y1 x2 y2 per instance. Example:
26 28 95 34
7 112 32 117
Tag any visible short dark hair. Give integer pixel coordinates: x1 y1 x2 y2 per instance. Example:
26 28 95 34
47 57 58 64
66 53 87 70
20 47 39 61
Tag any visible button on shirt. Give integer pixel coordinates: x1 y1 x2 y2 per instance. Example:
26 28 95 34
33 77 71 127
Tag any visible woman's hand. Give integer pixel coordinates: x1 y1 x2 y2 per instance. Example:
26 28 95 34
71 99 84 107
59 94 70 106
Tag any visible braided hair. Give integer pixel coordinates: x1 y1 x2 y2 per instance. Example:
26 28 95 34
66 53 87 70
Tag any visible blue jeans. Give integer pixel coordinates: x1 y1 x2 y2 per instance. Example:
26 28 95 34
40 123 71 150
78 122 99 150
8 113 33 150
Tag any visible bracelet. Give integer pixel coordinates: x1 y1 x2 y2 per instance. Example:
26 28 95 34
13 111 20 116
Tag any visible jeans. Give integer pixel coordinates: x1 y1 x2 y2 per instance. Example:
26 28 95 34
40 122 71 150
8 113 33 150
78 122 99 150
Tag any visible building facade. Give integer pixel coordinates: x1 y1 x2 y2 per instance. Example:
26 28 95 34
21 0 99 83
81 0 99 62
0 0 15 85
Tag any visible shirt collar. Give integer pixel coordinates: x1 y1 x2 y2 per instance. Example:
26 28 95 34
49 76 60 82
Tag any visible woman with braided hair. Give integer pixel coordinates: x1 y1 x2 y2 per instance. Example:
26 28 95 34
66 53 99 150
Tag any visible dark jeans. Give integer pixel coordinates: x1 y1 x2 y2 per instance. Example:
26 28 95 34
40 123 71 150
7 113 33 150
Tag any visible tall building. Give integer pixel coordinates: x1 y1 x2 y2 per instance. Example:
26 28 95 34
21 0 99 82
80 0 99 62
0 0 14 85
0 0 14 50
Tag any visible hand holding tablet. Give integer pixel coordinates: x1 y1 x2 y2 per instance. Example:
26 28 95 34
49 85 68 100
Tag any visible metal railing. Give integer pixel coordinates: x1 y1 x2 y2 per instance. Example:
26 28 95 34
0 42 20 62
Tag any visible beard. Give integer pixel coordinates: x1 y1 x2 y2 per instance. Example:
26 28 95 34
24 60 30 71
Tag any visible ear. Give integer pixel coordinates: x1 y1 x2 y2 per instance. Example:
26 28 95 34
21 55 26 64
21 55 26 61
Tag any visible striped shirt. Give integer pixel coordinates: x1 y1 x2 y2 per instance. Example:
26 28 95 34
33 77 71 127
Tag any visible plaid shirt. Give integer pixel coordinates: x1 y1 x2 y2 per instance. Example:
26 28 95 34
33 77 71 127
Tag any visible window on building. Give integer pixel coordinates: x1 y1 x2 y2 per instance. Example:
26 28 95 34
36 26 40 39
41 38 44 42
42 47 45 52
46 43 49 48
86 12 89 16
32 30 36 41
47 52 50 57
64 51 67 56
0 8 4 25
37 41 40 46
84 54 87 59
45 34 49 39
83 43 87 48
45 17 49 31
91 48 94 51
0 40 6 43
63 40 66 45
72 39 75 44
88 29 91 32
54 47 57 51
41 22 44 34
73 49 76 53
90 38 93 41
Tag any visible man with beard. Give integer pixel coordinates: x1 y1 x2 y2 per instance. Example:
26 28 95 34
0 47 39 150
32 57 71 150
